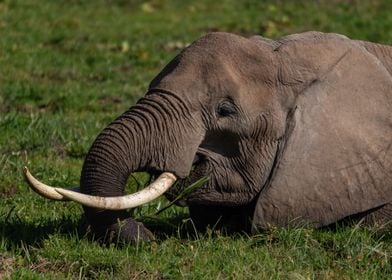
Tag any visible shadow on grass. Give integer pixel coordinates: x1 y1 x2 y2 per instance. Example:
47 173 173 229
141 213 200 241
3 207 389 249
0 210 202 249
0 216 86 249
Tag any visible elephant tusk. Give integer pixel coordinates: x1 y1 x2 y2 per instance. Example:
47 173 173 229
24 166 177 209
23 166 80 201
54 172 177 210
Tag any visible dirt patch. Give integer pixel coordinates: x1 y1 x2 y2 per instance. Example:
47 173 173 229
0 254 16 278
0 185 18 198
97 95 123 106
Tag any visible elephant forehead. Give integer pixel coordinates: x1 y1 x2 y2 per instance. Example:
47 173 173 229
151 57 241 98
149 32 277 99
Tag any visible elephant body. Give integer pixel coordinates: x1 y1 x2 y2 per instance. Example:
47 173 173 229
252 34 392 229
28 31 392 242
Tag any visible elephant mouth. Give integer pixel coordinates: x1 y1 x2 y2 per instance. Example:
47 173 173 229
164 152 210 206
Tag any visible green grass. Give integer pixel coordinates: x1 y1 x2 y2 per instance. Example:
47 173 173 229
1 0 391 278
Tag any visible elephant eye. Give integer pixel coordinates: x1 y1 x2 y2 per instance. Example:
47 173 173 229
216 101 237 117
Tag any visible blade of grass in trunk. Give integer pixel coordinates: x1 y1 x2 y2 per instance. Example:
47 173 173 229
155 176 208 215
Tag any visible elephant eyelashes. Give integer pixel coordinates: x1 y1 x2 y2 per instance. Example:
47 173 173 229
216 101 237 117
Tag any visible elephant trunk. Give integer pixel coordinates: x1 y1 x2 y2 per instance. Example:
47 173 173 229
79 111 141 237
79 91 202 241
24 90 202 241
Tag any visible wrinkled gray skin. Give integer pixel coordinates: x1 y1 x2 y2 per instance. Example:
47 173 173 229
80 31 392 242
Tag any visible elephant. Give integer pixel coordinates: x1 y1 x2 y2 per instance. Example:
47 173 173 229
24 31 392 243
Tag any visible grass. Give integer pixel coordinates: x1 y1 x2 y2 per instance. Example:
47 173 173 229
0 0 391 278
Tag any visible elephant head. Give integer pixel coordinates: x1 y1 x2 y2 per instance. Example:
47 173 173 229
25 32 392 242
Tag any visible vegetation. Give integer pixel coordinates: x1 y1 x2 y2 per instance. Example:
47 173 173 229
1 0 391 278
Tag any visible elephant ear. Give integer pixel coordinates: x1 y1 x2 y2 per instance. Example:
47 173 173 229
253 33 392 229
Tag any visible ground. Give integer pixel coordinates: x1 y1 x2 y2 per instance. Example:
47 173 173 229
0 0 391 278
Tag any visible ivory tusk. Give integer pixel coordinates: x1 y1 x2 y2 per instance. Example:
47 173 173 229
23 166 80 201
54 172 177 210
23 166 177 210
